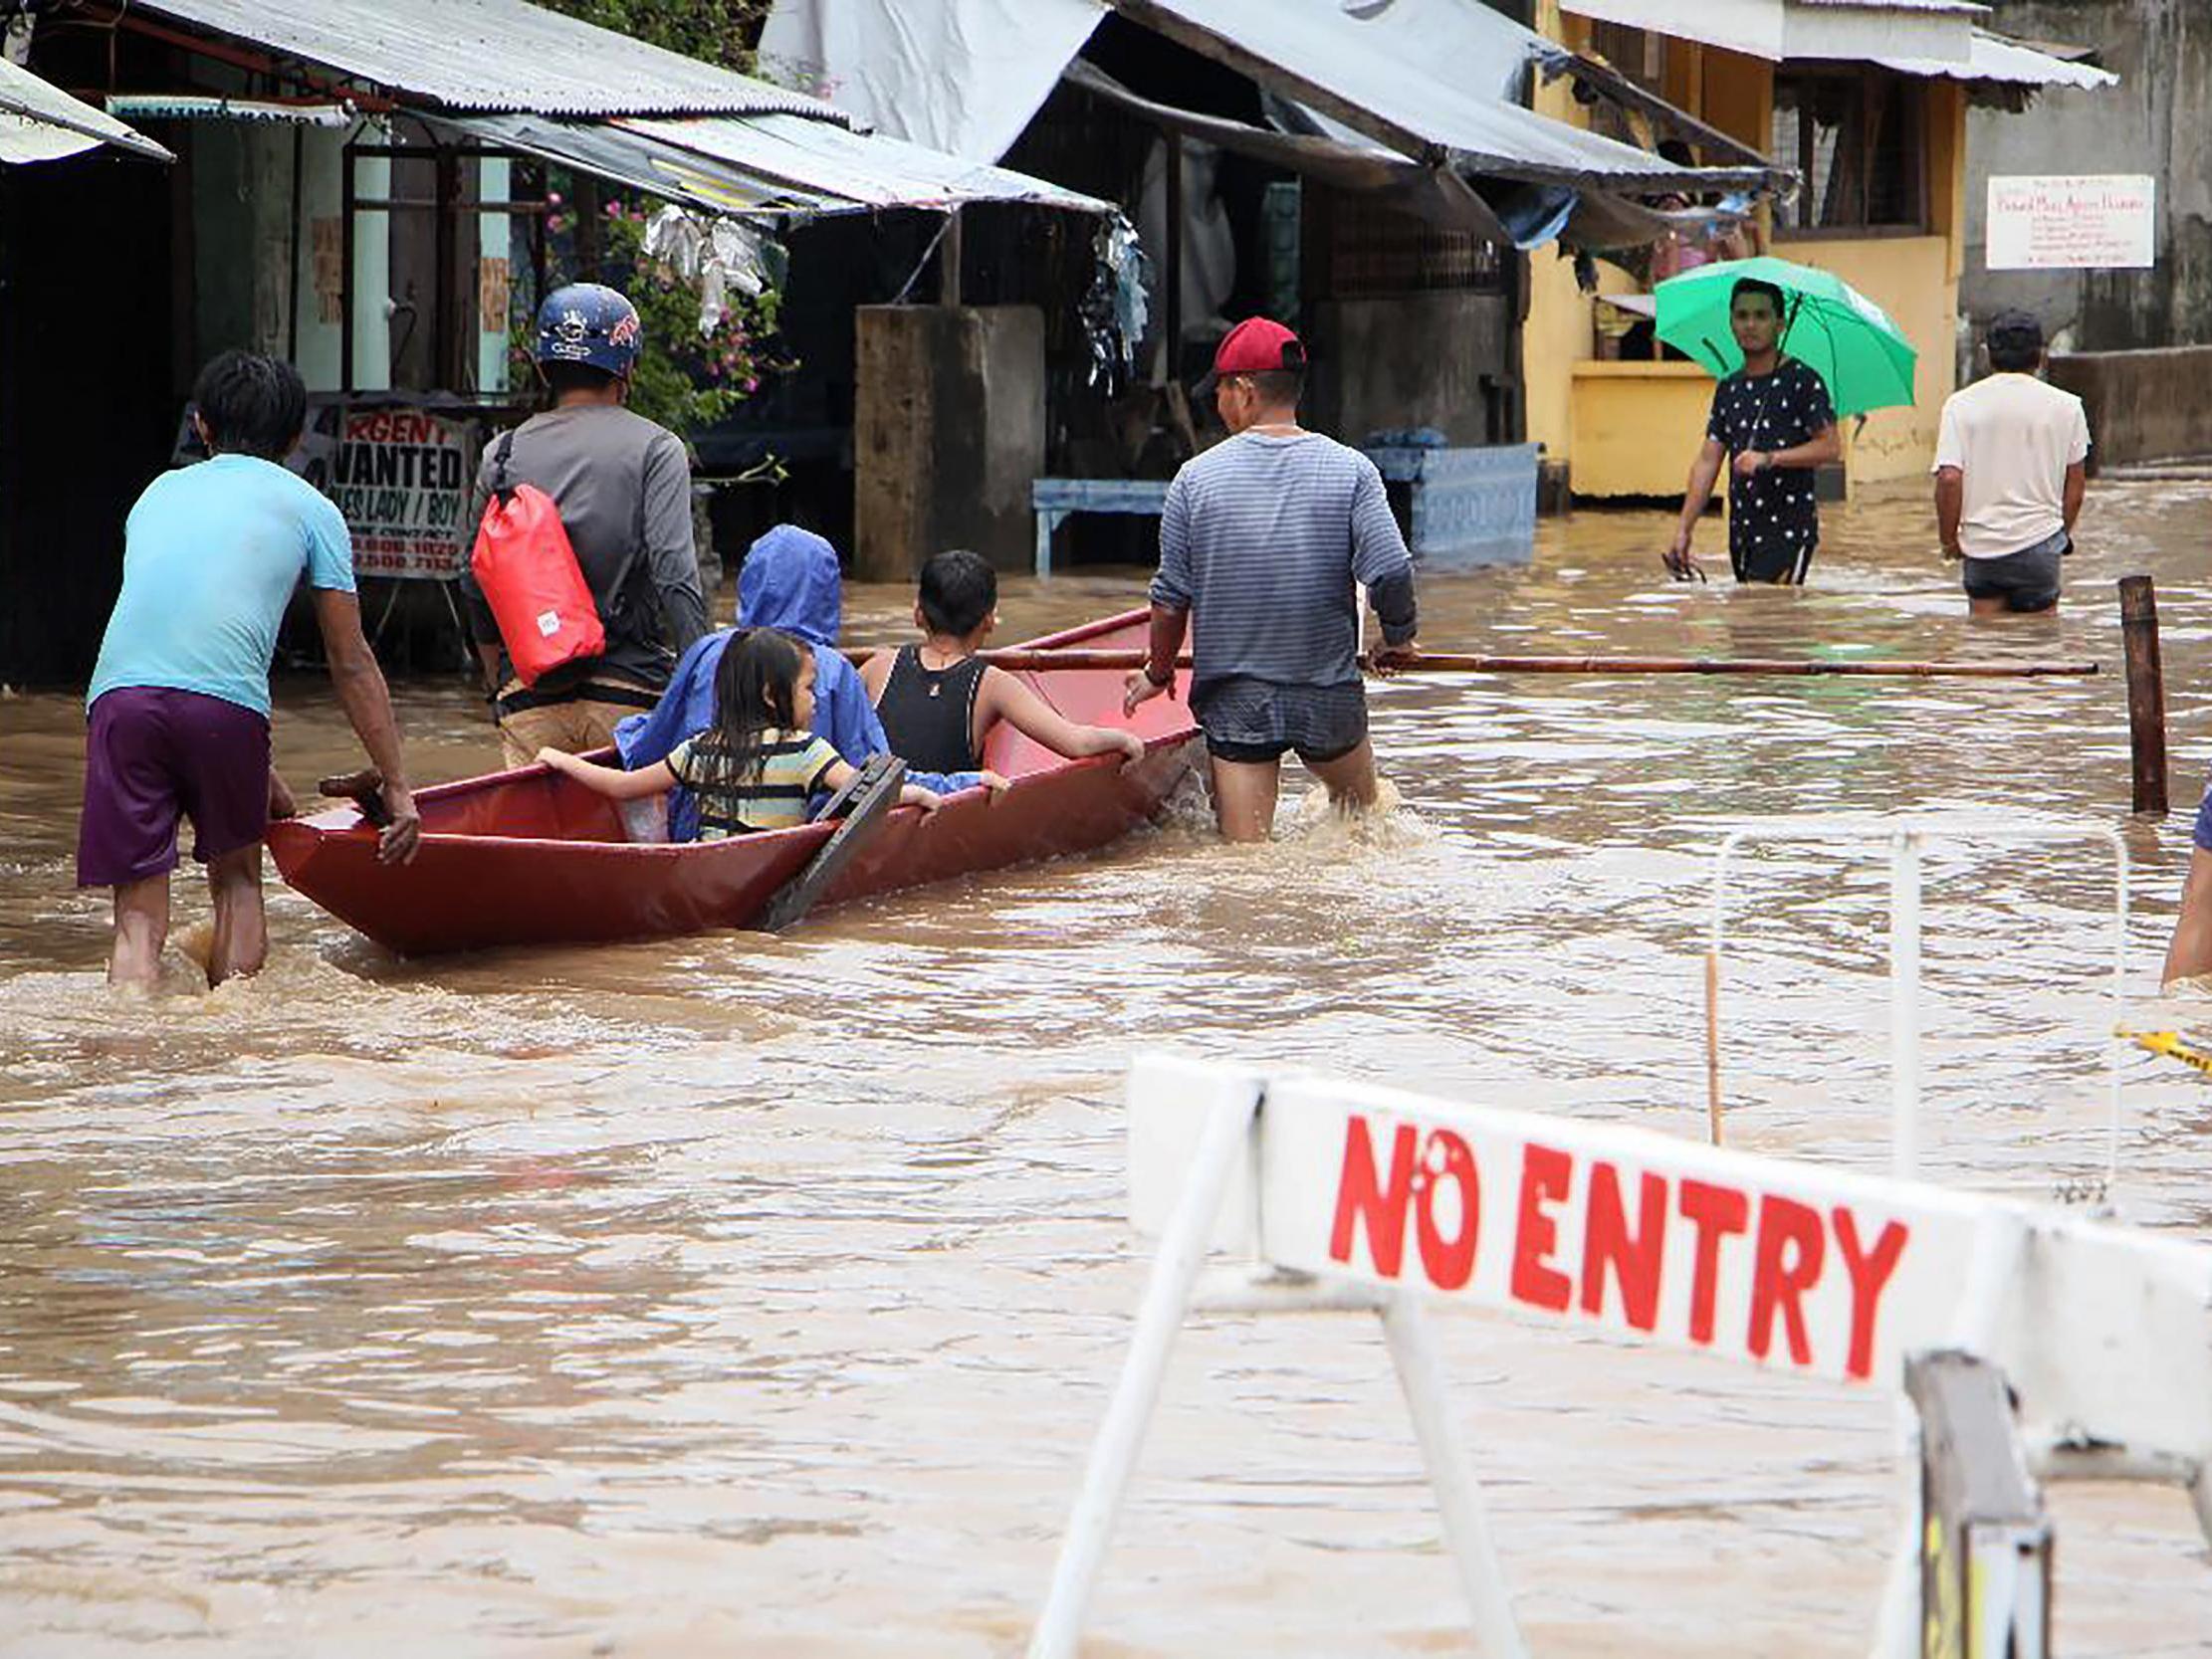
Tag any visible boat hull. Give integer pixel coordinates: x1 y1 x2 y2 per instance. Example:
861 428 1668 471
268 610 1201 955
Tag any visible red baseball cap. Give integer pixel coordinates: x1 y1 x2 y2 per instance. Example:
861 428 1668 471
1201 316 1306 391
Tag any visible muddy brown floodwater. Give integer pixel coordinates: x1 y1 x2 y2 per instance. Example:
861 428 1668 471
5 482 2212 1657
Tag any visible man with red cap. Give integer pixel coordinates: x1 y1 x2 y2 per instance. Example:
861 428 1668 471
1124 316 1420 840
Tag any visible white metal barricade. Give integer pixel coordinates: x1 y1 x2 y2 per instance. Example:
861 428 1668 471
1030 1055 2212 1658
1705 814 2129 1189
1704 814 2135 1653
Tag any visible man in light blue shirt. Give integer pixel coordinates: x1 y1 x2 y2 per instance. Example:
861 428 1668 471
79 351 420 990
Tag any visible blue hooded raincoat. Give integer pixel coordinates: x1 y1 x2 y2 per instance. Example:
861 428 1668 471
614 524 984 841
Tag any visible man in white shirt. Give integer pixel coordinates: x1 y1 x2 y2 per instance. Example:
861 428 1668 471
1932 311 2091 615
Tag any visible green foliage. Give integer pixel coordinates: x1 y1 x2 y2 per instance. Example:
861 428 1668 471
509 0 785 437
530 0 771 73
523 193 783 439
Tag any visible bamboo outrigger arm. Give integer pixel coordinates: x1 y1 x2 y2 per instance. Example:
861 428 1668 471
841 648 2100 680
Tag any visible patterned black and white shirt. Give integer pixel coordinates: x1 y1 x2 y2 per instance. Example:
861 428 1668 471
1704 358 1835 583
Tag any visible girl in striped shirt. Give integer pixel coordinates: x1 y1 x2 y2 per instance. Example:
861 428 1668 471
540 627 941 836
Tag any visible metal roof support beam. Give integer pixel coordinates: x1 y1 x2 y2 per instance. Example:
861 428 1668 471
115 12 398 113
1544 54 1792 182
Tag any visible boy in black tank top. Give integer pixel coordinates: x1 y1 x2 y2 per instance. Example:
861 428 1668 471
861 550 1147 780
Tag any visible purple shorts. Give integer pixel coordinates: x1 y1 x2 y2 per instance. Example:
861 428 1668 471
77 688 271 888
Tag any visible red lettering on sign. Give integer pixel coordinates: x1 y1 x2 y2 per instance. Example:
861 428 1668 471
342 410 440 445
1329 1116 1418 1279
1678 1179 1750 1345
1415 1129 1480 1291
1748 1195 1825 1366
1510 1142 1574 1311
1833 1209 1909 1381
1580 1162 1665 1332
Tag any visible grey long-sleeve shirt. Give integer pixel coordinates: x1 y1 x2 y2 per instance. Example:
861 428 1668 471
459 403 709 691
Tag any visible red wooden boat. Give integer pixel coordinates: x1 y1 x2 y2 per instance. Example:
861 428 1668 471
269 609 1202 955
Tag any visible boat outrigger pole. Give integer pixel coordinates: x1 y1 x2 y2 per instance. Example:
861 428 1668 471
842 649 2101 681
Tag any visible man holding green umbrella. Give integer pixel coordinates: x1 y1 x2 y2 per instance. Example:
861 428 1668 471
1657 258 1916 586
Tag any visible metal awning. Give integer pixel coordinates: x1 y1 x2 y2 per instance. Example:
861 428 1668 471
446 109 1112 219
1560 0 1985 65
1063 59 1505 240
762 0 1783 195
440 113 844 216
619 114 1114 215
116 0 1110 221
1113 0 1780 194
0 58 173 164
123 0 854 119
1876 30 2117 90
107 95 353 125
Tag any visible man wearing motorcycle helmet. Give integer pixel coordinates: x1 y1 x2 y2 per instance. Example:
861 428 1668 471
459 282 711 766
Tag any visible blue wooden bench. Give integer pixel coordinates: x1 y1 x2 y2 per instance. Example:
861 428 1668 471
1032 477 1172 577
1032 445 1537 576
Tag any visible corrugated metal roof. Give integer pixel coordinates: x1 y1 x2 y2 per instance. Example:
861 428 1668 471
444 112 846 216
0 57 174 163
1115 0 1777 193
1877 29 2117 90
1564 0 1983 63
1794 0 1984 11
130 0 854 120
620 114 1115 214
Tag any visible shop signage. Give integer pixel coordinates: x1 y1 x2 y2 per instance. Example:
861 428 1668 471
320 403 481 580
1986 175 2156 271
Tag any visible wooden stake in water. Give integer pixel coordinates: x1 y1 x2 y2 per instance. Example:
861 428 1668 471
2119 575 2169 816
1703 949 1724 1146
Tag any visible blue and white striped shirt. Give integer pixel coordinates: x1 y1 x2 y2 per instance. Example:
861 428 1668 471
1150 432 1414 690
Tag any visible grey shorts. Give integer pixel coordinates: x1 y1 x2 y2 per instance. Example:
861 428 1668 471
1961 530 2067 612
1192 676 1368 764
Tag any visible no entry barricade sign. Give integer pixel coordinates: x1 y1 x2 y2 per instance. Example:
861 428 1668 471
1028 1055 2212 1656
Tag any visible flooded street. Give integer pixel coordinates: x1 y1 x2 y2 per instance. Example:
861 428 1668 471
5 483 2212 1656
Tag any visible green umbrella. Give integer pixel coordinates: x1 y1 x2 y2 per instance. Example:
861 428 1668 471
1654 255 1917 419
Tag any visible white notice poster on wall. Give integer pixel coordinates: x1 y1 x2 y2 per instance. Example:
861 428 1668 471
1986 175 2156 271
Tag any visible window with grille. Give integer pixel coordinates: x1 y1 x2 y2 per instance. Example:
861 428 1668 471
1770 69 1928 234
1305 189 1503 299
1586 22 1663 94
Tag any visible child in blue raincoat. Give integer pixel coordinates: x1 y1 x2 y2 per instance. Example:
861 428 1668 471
614 524 986 841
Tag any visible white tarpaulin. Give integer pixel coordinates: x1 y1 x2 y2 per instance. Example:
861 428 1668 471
0 56 172 165
759 0 1105 164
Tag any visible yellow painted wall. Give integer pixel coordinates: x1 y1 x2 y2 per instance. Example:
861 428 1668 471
1924 80 1968 285
1771 233 1956 484
1698 46 1773 152
1524 0 1595 475
1569 362 1715 497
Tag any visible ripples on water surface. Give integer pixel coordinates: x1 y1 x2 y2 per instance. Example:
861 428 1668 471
4 486 2212 1654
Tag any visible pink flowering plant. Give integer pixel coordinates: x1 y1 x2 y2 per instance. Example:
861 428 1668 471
520 190 783 436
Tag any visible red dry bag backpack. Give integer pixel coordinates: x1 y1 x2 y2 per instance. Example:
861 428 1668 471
470 429 604 686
